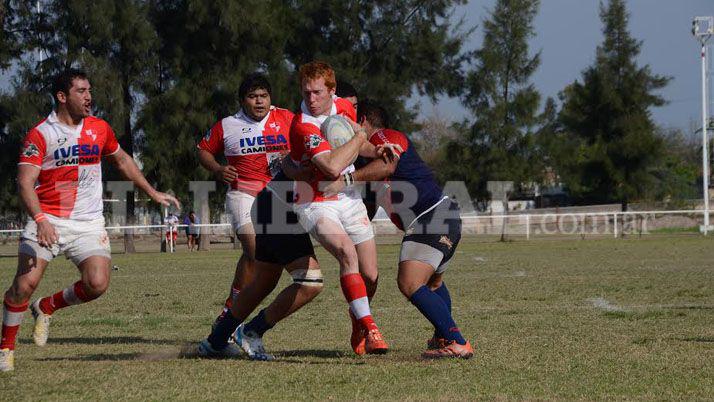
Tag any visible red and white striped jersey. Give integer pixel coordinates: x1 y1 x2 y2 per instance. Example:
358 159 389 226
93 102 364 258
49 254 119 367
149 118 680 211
17 111 120 220
289 97 357 203
197 106 293 195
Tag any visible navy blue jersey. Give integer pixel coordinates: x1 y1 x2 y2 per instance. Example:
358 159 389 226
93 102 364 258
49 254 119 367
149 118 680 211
369 129 444 230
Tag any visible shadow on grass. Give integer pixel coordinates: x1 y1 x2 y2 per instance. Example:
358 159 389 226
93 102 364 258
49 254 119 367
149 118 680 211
37 353 141 362
673 336 714 343
19 336 183 346
277 349 347 359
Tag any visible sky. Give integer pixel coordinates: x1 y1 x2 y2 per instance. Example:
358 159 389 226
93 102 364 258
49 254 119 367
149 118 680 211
412 0 714 133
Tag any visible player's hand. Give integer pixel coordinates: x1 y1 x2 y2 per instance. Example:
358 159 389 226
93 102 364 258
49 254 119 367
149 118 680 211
36 220 58 248
320 178 346 197
346 119 367 141
376 143 403 163
151 192 181 210
215 165 239 184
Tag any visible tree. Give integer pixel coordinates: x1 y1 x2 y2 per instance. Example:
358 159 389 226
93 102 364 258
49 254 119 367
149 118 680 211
557 0 670 208
444 0 543 202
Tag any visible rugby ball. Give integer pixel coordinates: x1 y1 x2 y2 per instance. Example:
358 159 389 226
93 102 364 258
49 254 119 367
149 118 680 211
320 115 355 148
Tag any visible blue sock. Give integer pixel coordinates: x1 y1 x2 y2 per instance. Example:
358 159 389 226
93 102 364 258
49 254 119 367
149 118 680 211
432 282 452 338
410 285 466 345
433 282 452 312
244 309 274 337
207 313 241 350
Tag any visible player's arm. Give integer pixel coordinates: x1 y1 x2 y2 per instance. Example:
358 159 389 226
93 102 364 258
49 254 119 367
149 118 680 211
312 129 368 179
198 149 237 184
320 157 398 197
106 148 181 209
17 164 58 247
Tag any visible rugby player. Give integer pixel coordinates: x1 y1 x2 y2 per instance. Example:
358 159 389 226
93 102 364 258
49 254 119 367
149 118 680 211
0 69 180 372
197 73 293 327
289 61 393 355
197 74 323 360
198 168 323 360
322 100 474 359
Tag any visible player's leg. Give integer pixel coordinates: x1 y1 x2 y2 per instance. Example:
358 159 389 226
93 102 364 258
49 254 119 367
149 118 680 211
31 227 112 347
426 273 451 349
397 261 471 359
237 253 323 360
1 249 50 371
342 198 387 354
217 190 258 322
31 255 111 347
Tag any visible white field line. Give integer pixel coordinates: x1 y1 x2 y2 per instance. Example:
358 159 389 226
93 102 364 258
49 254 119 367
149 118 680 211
586 297 627 312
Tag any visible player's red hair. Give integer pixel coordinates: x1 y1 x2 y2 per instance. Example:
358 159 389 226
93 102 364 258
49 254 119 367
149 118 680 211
299 61 336 90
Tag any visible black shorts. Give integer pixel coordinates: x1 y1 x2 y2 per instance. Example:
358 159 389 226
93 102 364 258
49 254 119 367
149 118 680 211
400 199 461 272
252 184 314 266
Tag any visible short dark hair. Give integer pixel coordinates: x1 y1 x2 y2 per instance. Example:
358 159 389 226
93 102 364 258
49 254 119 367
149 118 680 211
52 69 88 100
357 99 390 129
336 80 357 99
238 73 271 99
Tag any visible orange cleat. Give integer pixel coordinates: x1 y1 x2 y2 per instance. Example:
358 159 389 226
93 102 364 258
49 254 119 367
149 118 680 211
422 340 474 359
349 310 367 355
365 328 389 355
426 336 448 350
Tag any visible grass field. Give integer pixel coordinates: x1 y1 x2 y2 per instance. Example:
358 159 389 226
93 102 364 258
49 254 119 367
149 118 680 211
0 236 712 400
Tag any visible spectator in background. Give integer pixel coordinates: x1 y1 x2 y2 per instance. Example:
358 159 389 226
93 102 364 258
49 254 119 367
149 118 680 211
187 211 200 252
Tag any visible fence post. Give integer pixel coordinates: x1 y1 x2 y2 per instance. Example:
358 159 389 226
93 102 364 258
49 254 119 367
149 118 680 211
614 213 618 238
526 214 530 240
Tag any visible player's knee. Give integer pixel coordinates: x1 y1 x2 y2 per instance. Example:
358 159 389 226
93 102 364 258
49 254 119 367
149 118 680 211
334 245 358 271
396 277 419 299
7 281 37 303
83 275 109 297
291 268 324 293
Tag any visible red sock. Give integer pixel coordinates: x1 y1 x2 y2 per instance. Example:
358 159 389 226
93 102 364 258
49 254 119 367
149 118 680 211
1 298 28 350
340 274 378 331
39 281 93 315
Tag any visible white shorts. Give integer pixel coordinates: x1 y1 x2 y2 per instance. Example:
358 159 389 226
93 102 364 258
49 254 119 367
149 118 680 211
226 189 256 233
20 215 111 265
295 196 374 245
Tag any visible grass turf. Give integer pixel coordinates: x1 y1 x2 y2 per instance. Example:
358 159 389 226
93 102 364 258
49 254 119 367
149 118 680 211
0 236 712 400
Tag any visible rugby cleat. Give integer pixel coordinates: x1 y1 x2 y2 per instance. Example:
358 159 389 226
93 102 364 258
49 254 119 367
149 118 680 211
364 328 389 355
30 299 51 347
233 324 274 361
197 339 242 358
0 348 14 372
349 310 366 355
426 336 448 350
422 340 474 359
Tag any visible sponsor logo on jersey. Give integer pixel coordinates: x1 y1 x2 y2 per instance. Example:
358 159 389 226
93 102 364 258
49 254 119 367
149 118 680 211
305 134 324 150
22 142 40 158
438 235 453 250
269 122 281 131
52 144 101 166
84 129 96 141
238 134 288 154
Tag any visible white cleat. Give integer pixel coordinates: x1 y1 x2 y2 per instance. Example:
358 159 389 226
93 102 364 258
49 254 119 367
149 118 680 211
197 339 242 358
0 348 14 372
233 324 274 361
30 300 51 347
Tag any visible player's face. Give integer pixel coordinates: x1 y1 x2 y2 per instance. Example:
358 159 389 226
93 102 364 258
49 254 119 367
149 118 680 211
64 78 92 119
301 77 335 116
242 88 271 121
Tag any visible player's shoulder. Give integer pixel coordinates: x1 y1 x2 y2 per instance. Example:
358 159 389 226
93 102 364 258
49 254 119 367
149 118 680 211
290 112 320 135
334 97 356 121
84 116 114 133
371 128 408 144
271 106 295 121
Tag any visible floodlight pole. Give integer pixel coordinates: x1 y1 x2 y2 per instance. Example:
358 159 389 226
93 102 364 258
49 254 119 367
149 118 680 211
693 17 713 235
